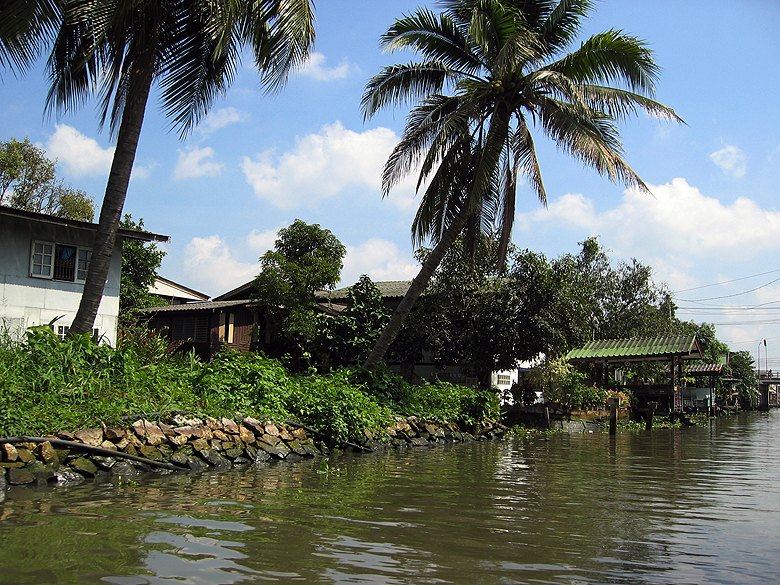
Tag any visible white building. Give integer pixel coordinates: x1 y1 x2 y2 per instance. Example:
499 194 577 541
0 206 169 345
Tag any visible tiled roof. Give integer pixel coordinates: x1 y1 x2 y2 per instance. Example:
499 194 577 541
318 281 412 301
567 335 703 363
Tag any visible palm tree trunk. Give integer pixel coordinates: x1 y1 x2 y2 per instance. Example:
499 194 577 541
362 204 473 371
69 22 160 337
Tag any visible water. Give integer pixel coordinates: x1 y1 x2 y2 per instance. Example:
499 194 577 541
2 412 780 584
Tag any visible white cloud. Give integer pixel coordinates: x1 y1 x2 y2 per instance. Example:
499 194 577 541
297 52 353 81
341 238 419 286
173 147 224 180
199 107 249 134
516 177 780 291
710 145 747 178
44 124 115 177
240 121 417 210
182 235 260 294
245 227 281 254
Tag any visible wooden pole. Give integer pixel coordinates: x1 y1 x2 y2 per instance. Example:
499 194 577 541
609 397 619 435
646 401 657 431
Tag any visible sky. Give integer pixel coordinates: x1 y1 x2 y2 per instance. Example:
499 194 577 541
1 1 779 366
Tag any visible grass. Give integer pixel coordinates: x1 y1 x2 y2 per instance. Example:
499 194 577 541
0 325 501 442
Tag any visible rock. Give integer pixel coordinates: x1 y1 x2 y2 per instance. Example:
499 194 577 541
292 427 308 441
223 448 243 461
257 441 290 459
264 422 280 436
186 456 207 472
7 467 34 485
242 417 265 435
99 440 118 451
190 438 210 452
287 440 308 456
252 449 272 464
410 437 429 447
212 429 229 442
210 439 223 451
205 417 221 430
157 444 174 460
104 427 125 441
111 460 140 478
169 451 190 468
26 460 56 485
92 456 117 470
221 417 240 434
2 443 18 462
55 468 85 487
70 457 99 477
114 436 130 450
0 467 6 490
172 414 202 426
200 449 231 469
56 430 76 441
139 446 164 461
132 419 166 446
168 434 188 447
15 447 35 463
259 434 281 447
279 429 294 441
158 422 176 437
238 425 256 444
74 428 104 447
174 424 211 439
39 441 59 468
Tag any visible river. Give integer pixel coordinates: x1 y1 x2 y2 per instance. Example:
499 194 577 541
1 411 779 584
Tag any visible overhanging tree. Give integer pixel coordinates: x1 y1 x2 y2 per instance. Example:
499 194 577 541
1 0 315 336
360 0 682 370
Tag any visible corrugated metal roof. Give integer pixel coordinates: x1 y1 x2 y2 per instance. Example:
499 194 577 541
685 363 724 374
567 335 703 362
138 299 251 313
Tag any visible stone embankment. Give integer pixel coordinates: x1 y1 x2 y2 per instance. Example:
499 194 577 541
0 414 504 493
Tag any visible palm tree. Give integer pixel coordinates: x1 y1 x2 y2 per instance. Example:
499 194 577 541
0 0 59 77
360 0 682 370
1 0 315 336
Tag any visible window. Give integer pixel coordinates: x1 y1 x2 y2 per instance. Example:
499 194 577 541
30 241 91 283
171 315 209 342
497 374 511 386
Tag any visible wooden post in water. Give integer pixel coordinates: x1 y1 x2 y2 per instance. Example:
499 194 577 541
646 401 657 431
608 397 619 436
545 406 551 429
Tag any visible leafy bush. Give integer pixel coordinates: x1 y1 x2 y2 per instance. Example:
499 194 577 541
406 382 500 426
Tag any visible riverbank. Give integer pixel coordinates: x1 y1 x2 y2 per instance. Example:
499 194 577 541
0 413 505 492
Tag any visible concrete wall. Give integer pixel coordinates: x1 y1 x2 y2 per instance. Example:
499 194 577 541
0 214 123 345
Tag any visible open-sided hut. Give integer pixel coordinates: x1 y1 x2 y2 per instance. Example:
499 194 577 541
566 335 704 413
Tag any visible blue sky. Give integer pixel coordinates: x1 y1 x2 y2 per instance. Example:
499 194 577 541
2 1 780 365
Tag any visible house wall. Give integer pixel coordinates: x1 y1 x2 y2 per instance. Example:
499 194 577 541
0 214 122 345
209 308 255 356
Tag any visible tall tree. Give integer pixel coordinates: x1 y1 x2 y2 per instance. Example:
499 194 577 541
253 219 346 370
360 0 682 370
1 0 315 336
0 136 95 221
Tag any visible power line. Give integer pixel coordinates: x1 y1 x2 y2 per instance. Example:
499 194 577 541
674 268 780 293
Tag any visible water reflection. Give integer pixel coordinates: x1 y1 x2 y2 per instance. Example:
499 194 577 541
1 413 779 584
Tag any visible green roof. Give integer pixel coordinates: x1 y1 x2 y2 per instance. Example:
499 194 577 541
566 335 703 363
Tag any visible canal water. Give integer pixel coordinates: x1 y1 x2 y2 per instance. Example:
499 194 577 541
2 412 779 584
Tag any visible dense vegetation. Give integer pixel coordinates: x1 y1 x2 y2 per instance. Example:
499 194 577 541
0 325 500 442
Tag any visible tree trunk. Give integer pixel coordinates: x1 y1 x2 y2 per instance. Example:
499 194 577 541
69 22 160 337
362 205 473 371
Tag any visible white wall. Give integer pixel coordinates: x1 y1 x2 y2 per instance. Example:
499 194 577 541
0 214 123 345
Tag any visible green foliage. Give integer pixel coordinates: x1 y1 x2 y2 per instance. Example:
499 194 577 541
319 275 391 367
0 136 95 220
0 321 502 441
119 214 166 319
726 351 758 404
253 220 346 370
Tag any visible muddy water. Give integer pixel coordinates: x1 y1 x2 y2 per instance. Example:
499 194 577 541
2 412 779 584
